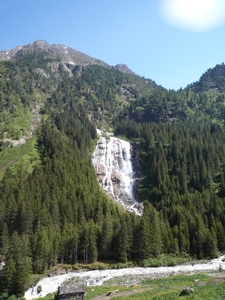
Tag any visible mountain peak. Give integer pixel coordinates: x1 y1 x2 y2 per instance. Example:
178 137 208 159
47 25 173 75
31 40 50 49
0 40 109 68
114 63 135 75
0 41 139 75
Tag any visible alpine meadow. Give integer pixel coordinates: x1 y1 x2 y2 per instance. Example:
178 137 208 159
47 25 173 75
1 40 225 298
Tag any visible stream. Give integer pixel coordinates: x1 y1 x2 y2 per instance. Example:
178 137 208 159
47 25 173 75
24 255 225 299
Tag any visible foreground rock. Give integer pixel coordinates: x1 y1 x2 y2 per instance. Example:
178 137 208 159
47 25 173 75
180 286 194 296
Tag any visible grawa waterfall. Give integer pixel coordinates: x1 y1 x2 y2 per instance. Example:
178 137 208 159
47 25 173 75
92 132 143 215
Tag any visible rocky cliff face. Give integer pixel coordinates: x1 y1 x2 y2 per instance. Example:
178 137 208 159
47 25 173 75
0 40 135 74
0 40 109 67
114 63 136 75
92 135 143 215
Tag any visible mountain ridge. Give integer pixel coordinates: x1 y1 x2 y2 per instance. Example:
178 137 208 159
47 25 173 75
2 39 225 299
1 40 225 92
187 63 225 92
0 40 139 75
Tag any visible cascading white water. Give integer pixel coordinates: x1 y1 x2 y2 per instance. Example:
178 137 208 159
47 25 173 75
92 134 143 214
24 255 225 299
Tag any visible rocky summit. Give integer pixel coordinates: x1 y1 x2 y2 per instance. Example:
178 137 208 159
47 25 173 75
0 40 137 75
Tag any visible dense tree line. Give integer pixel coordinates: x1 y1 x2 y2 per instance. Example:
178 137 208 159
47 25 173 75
2 49 225 298
0 116 172 297
115 88 225 125
188 63 225 93
116 119 225 258
2 115 225 297
45 64 160 125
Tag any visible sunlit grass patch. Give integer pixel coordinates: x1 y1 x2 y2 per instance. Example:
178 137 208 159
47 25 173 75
112 273 224 299
85 286 137 300
0 136 40 179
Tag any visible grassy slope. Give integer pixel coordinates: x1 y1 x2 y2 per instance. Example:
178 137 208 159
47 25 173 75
36 271 225 300
0 135 40 180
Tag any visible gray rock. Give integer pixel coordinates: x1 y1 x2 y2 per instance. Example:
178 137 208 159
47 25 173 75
114 63 135 75
179 286 194 296
0 40 109 69
0 41 137 76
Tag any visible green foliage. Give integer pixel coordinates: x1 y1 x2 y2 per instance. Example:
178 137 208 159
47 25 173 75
139 254 190 267
33 294 56 300
0 233 32 297
3 47 225 298
140 201 162 258
0 136 40 180
115 88 225 126
85 262 109 270
0 292 17 300
0 54 56 141
0 119 132 296
114 273 222 300
115 119 225 258
86 286 138 300
188 63 225 92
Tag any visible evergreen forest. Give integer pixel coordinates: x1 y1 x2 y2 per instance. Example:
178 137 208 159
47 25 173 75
1 43 225 298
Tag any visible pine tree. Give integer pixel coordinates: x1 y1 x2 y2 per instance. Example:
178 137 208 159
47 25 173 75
88 220 98 263
0 255 16 295
32 225 51 273
205 230 218 258
116 218 129 263
101 214 113 258
140 201 162 258
3 232 31 296
0 223 9 256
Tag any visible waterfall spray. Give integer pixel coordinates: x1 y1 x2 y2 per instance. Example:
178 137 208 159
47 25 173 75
92 133 143 215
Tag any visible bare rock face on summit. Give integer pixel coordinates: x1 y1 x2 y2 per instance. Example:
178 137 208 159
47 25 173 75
48 43 109 67
0 40 109 68
0 40 136 75
114 63 136 75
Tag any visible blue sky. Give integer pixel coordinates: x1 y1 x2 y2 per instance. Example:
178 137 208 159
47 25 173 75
1 0 225 90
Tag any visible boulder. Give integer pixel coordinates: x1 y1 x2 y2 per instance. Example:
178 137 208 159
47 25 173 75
179 286 194 296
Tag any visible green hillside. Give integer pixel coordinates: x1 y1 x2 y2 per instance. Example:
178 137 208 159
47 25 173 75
188 63 225 92
1 42 225 298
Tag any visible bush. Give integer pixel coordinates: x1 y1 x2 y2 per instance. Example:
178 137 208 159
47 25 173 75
139 254 191 268
0 292 17 300
88 262 109 270
111 263 127 269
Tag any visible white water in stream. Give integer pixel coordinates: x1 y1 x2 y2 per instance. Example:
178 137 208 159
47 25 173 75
91 135 143 214
24 256 225 299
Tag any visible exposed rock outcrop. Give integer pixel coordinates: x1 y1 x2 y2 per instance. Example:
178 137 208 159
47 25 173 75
0 41 136 76
114 63 136 75
0 40 109 68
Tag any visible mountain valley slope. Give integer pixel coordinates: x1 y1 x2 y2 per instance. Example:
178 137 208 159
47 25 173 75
1 40 225 298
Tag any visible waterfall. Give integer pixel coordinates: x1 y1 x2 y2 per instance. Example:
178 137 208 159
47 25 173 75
92 134 143 215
